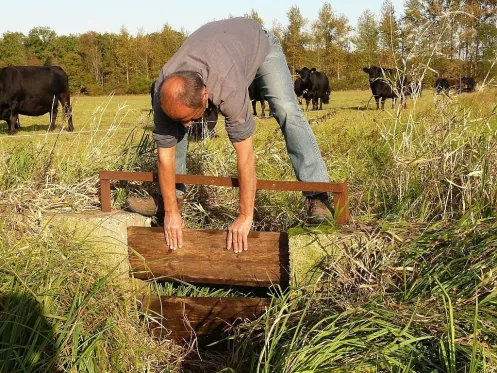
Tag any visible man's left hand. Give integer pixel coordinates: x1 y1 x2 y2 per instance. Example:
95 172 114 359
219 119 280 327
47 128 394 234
227 213 253 253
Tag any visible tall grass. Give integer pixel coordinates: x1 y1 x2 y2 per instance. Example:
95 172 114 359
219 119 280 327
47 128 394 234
0 88 496 371
0 104 182 372
209 219 497 373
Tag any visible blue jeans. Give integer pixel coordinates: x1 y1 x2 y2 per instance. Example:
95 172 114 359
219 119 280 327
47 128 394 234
174 30 329 196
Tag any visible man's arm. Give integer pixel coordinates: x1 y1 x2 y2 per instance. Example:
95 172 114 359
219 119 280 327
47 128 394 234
157 144 184 250
227 136 256 253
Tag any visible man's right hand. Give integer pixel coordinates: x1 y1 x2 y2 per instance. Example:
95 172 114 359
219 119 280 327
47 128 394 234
164 210 184 250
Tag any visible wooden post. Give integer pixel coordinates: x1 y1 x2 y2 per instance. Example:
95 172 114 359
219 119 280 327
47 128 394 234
100 178 111 212
141 296 269 342
128 227 289 287
333 183 350 225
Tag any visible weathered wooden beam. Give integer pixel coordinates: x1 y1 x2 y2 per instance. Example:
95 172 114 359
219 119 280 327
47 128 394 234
100 179 111 212
100 170 350 224
140 296 269 342
128 227 289 287
100 170 346 193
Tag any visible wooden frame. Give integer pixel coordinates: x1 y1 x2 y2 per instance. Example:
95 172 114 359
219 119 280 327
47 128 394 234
99 171 349 224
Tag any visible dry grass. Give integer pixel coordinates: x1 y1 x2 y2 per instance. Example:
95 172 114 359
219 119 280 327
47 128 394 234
1 86 496 372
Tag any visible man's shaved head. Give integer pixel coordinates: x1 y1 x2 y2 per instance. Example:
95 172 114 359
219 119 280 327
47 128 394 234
159 71 208 125
159 71 204 111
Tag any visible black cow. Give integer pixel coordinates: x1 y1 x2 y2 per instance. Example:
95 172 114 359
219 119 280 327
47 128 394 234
0 66 73 135
461 76 476 92
294 77 314 108
150 79 219 141
302 90 314 110
294 77 304 105
363 66 408 110
435 78 458 94
295 67 330 111
435 76 476 95
248 79 271 118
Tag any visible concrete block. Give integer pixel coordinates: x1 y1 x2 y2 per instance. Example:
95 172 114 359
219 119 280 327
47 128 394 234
42 209 151 287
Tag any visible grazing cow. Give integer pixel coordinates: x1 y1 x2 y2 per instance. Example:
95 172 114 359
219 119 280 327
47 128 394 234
248 79 271 118
435 78 457 94
295 67 330 111
0 66 74 135
363 66 408 110
435 76 476 94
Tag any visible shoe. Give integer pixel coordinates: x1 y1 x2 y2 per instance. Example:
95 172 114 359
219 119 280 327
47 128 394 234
125 194 184 216
305 193 334 224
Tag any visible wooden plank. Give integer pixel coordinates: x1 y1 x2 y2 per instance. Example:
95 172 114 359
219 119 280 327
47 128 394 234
141 296 269 342
100 170 346 193
100 179 111 212
128 227 289 287
100 170 350 224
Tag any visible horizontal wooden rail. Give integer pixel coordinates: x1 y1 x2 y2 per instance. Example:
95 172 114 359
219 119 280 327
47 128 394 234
140 296 269 342
100 170 349 224
128 227 289 287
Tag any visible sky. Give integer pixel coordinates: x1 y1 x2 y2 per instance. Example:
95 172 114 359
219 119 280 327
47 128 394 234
1 0 405 36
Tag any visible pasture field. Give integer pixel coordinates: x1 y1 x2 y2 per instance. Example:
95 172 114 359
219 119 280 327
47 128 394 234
0 88 496 372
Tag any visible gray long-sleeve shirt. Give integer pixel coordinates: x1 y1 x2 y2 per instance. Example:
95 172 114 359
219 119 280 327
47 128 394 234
152 18 270 148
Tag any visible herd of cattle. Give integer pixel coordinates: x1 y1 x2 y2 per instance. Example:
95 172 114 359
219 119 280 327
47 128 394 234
0 65 476 136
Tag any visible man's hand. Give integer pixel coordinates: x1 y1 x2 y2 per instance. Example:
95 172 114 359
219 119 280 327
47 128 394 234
164 209 184 251
227 213 253 253
229 136 256 253
157 146 184 251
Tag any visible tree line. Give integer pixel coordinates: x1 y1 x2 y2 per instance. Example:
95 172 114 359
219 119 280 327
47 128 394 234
1 0 495 95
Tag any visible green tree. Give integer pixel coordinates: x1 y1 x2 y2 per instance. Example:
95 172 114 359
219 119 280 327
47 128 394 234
283 6 309 73
115 27 134 86
78 31 105 92
62 52 89 93
25 27 57 65
354 10 379 67
401 0 427 60
378 0 401 66
153 24 186 72
461 0 497 75
243 9 264 26
51 35 79 65
0 32 26 66
311 2 351 80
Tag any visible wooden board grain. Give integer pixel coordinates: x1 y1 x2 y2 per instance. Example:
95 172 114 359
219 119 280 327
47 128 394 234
128 227 289 287
141 296 269 342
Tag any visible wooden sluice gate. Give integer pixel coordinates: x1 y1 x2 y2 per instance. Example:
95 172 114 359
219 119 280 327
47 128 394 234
99 170 349 342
